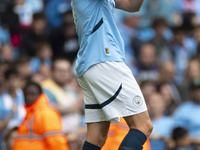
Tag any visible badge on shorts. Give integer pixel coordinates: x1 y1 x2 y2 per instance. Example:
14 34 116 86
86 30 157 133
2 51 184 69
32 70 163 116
133 96 143 106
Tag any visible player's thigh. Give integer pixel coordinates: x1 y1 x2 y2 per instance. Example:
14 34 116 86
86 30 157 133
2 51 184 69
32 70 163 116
77 76 96 102
123 111 153 137
82 61 148 123
78 76 107 123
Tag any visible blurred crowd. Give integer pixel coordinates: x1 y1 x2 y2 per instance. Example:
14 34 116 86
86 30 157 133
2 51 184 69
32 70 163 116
0 0 200 150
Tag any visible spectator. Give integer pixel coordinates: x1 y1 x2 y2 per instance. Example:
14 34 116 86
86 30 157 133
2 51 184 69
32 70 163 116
20 12 48 56
0 60 10 81
194 25 200 44
50 11 78 61
13 0 33 28
25 0 43 13
158 61 182 105
4 127 18 150
29 63 52 85
117 12 141 72
135 43 159 81
38 64 52 80
158 61 175 83
147 92 174 150
150 17 173 63
157 82 179 116
181 58 200 101
41 57 83 132
185 58 200 84
0 23 10 47
0 0 12 14
174 78 200 139
31 73 47 84
174 0 200 23
45 0 71 28
140 80 157 99
0 44 14 61
1 1 20 49
30 42 53 73
171 25 197 85
15 56 32 80
170 127 200 150
12 81 69 150
0 68 25 129
170 127 190 150
181 12 199 33
62 10 75 26
42 57 74 104
0 68 25 149
140 0 176 27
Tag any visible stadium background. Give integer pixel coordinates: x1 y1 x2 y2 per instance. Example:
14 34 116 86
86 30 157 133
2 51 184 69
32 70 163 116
0 0 200 150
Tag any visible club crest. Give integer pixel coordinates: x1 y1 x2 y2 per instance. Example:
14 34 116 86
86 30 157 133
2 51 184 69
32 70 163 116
133 96 143 106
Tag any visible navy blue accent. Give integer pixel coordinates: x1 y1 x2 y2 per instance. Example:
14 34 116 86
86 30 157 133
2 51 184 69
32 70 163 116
91 18 103 34
82 141 101 150
85 84 122 109
119 129 147 150
85 104 101 109
101 84 122 108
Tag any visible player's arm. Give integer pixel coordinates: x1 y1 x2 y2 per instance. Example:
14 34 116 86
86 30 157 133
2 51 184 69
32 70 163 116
115 0 144 12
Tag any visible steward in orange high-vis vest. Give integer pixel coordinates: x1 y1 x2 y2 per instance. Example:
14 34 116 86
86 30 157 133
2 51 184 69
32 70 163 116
102 118 151 150
13 81 69 150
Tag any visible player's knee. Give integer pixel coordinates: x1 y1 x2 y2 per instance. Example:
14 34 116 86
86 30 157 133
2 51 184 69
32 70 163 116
87 133 108 147
137 120 153 138
145 120 153 137
99 134 108 146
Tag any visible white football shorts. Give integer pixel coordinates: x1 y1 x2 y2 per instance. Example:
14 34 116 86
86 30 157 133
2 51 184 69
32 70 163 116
78 61 147 123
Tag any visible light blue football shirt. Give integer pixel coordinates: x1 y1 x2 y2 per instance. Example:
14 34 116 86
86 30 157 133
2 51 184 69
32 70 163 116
71 0 125 77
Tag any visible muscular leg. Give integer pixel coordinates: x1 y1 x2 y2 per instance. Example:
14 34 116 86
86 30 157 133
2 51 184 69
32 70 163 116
82 121 110 149
124 111 153 137
119 111 153 150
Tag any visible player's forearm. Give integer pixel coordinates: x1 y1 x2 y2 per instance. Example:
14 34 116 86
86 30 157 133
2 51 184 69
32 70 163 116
115 0 144 12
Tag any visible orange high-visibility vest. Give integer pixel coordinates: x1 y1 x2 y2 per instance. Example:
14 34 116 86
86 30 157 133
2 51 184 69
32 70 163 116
13 94 69 150
102 118 151 150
